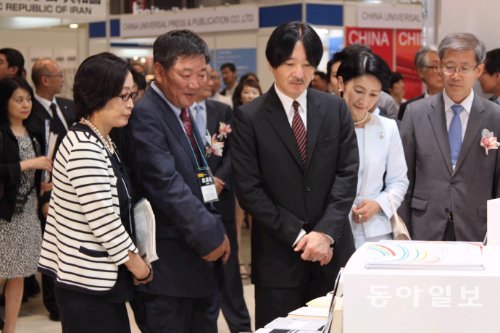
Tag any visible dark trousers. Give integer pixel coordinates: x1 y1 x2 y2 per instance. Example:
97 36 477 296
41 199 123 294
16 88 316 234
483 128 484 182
42 274 58 316
40 216 59 316
54 286 131 333
221 220 251 333
254 263 333 329
133 291 220 333
443 213 457 241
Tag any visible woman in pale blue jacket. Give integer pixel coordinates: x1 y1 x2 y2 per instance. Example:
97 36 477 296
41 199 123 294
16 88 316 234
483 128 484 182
337 51 409 249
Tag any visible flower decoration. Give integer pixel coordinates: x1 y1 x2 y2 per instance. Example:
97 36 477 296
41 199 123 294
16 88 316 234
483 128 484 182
217 122 232 140
480 129 500 155
205 122 231 157
206 134 224 157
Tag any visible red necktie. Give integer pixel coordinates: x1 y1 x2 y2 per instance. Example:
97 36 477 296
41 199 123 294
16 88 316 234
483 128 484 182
180 107 202 163
292 100 307 164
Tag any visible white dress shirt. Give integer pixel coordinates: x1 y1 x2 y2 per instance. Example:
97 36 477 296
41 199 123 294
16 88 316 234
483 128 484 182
274 83 308 129
34 93 69 130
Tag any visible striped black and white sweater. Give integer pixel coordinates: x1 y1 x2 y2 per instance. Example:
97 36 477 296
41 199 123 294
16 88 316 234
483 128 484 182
38 128 138 293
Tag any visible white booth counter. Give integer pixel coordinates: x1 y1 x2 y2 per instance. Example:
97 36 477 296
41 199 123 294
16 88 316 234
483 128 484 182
343 241 500 333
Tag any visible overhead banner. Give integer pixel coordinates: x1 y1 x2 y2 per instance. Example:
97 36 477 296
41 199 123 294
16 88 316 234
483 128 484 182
345 27 394 69
0 0 106 18
121 5 259 38
357 4 422 29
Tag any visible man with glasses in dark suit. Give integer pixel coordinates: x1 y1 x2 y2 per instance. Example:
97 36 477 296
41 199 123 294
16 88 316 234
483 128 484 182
400 33 500 243
398 46 444 120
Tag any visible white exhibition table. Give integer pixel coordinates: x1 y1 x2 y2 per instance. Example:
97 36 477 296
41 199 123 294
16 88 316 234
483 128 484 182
256 241 500 333
343 242 500 333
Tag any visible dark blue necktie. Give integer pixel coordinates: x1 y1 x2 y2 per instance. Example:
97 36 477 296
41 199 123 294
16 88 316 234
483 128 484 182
449 104 464 168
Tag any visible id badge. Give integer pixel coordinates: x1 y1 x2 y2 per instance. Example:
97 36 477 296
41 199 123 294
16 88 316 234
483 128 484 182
197 167 219 203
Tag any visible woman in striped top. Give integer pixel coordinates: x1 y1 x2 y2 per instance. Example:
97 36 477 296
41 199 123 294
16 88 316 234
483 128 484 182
38 53 152 333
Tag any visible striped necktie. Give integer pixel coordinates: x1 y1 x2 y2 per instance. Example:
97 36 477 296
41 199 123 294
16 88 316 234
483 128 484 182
180 107 202 164
292 100 307 164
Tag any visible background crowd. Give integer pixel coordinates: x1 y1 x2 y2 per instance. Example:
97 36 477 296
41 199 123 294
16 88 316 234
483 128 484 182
0 21 499 333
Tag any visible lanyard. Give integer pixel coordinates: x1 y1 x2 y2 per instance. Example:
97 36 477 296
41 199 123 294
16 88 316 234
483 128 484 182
186 123 210 169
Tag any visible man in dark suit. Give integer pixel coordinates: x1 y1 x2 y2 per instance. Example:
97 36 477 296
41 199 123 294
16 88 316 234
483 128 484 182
479 48 500 105
399 33 500 242
231 22 359 328
398 46 444 120
24 57 76 321
124 30 230 333
190 65 251 333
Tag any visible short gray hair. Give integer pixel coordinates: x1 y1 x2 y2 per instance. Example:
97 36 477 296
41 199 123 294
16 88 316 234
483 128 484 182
414 46 438 69
438 33 486 64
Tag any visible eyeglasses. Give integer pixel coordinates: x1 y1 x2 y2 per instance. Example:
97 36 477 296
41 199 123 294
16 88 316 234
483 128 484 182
423 65 440 73
441 64 479 75
118 91 139 102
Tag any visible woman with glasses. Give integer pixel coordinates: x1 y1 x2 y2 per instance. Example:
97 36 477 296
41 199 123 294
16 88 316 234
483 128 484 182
337 51 409 248
38 53 150 333
0 77 52 333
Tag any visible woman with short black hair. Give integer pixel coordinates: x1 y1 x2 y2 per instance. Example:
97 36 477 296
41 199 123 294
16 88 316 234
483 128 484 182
38 52 152 333
0 77 52 333
337 51 409 248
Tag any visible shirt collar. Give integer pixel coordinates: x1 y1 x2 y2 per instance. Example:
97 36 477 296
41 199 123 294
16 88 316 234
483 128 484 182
151 82 182 118
443 89 473 115
191 100 206 113
274 83 308 116
34 93 56 112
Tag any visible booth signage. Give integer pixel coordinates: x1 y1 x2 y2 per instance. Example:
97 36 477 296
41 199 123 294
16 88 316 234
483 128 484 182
0 0 106 18
357 4 422 29
345 27 394 69
121 5 258 37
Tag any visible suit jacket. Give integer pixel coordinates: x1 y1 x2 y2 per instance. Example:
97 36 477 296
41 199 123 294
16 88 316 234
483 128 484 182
350 114 408 239
204 100 235 222
232 87 359 288
124 87 226 298
25 97 76 209
398 94 425 120
25 97 77 153
0 124 42 221
399 92 500 241
377 91 398 120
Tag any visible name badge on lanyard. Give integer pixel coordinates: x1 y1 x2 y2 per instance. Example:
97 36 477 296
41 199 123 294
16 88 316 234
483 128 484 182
184 114 219 203
197 166 218 203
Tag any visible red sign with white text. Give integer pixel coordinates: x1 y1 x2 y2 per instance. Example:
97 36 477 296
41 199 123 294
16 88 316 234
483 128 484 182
345 27 394 69
395 29 422 99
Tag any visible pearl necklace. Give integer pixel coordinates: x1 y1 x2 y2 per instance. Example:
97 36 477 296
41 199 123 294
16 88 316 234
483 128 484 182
353 112 370 127
83 118 115 154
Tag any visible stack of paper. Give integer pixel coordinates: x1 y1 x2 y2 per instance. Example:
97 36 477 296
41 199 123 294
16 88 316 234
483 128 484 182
306 294 333 308
264 317 326 332
133 198 158 264
289 307 329 318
